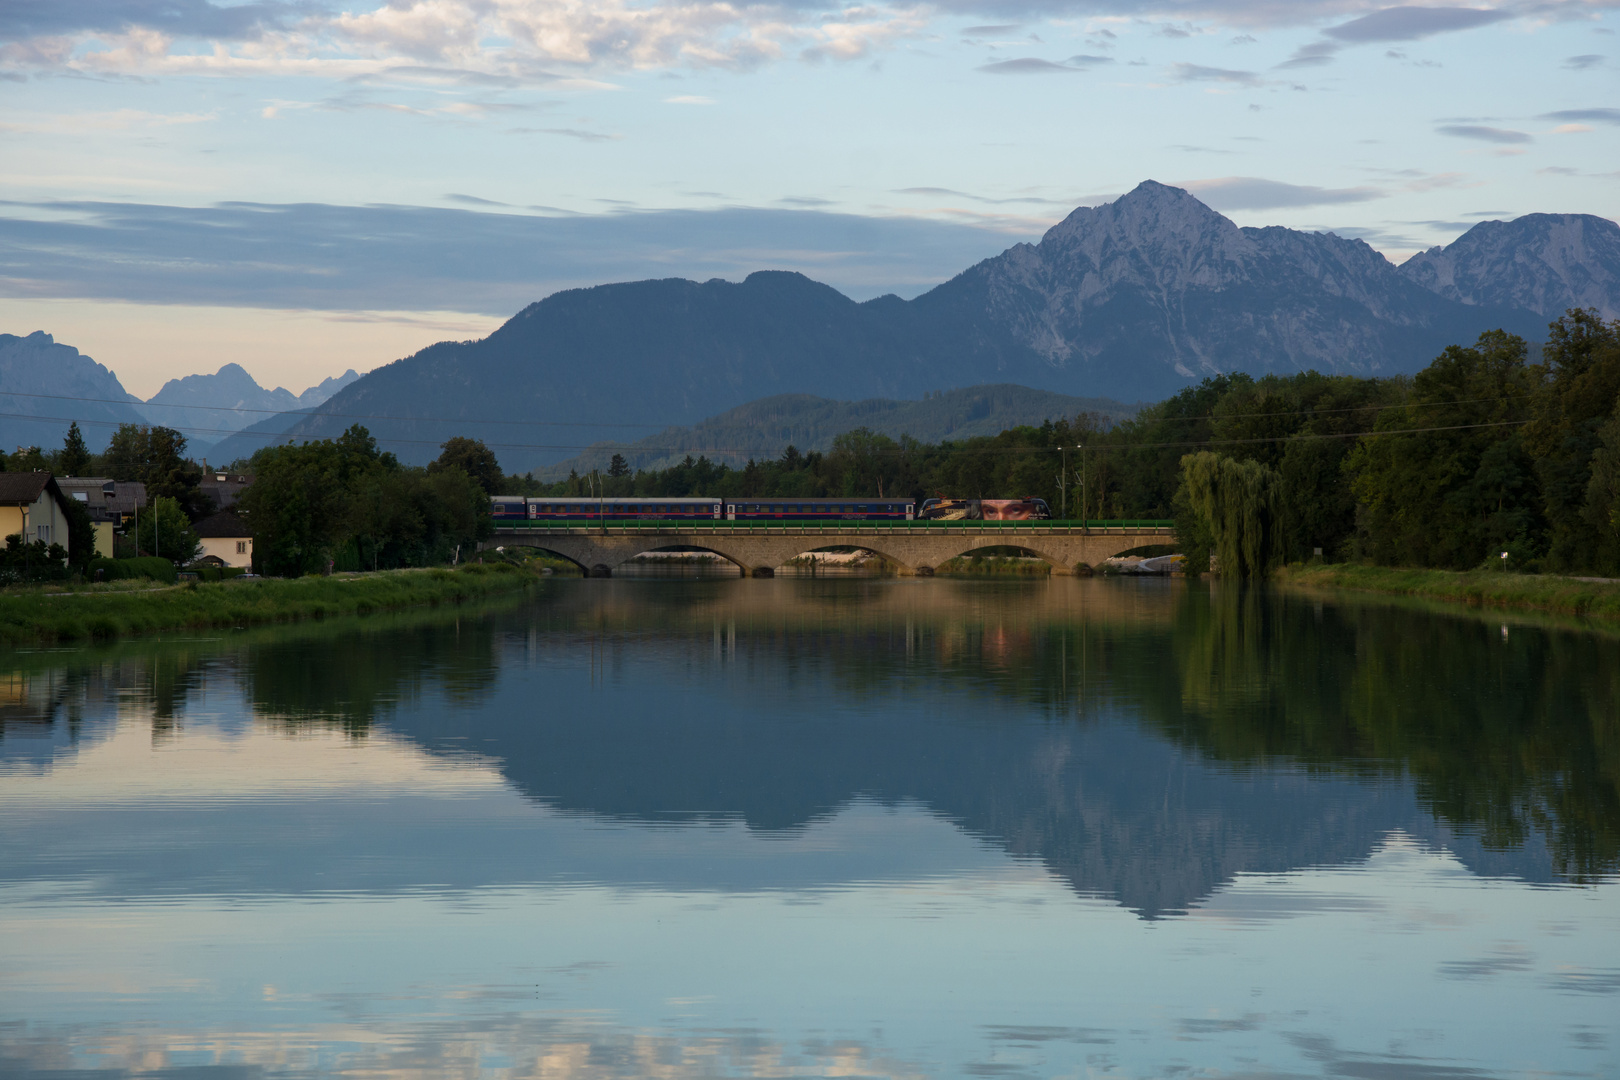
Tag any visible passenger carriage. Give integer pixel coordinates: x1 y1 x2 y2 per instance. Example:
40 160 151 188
725 499 913 521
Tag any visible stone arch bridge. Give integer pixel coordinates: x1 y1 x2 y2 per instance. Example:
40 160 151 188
485 522 1174 577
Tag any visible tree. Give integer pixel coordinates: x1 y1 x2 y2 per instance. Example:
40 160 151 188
434 437 503 495
133 496 201 564
1177 451 1281 578
104 423 206 518
1524 310 1620 572
60 422 92 477
60 495 97 569
608 453 630 478
1347 330 1539 568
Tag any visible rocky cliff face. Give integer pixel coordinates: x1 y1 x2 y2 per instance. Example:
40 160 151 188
1399 212 1620 319
0 331 146 455
913 180 1541 389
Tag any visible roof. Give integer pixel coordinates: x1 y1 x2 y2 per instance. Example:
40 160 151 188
57 477 116 500
193 511 252 539
106 482 147 515
0 472 54 506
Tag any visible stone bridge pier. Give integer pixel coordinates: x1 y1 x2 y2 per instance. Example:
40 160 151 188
487 525 1175 577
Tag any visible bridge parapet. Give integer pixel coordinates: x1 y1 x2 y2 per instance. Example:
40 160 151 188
486 522 1175 577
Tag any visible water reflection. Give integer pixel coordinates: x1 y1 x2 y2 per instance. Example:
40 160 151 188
1 578 1617 1079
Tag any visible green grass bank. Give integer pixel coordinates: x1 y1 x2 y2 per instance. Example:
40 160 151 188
1279 564 1620 621
0 562 547 647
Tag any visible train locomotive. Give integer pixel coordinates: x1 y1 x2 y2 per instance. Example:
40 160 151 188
917 498 1051 520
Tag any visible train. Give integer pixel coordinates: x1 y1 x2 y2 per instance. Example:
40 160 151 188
490 496 915 521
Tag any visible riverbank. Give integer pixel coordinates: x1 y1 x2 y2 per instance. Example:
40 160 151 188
1278 564 1620 621
0 562 546 647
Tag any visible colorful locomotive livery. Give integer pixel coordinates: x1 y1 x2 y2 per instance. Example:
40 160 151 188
489 497 915 521
918 498 1052 521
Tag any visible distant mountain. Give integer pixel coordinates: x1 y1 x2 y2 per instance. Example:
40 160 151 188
537 384 1136 480
141 363 360 458
1398 212 1620 319
257 181 1569 470
0 332 146 456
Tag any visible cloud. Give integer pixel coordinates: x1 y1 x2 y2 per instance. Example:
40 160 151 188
962 23 1020 35
0 199 1032 314
1172 63 1262 86
1179 176 1384 210
1 0 929 81
506 126 619 141
1323 6 1514 44
1436 124 1533 143
1540 107 1620 124
978 57 1083 73
1065 53 1113 65
1561 53 1605 69
664 95 715 104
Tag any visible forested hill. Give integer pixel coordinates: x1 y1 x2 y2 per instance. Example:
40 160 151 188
219 181 1614 470
534 384 1135 480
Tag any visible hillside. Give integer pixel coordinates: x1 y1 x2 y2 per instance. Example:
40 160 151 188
534 384 1137 479
241 181 1572 470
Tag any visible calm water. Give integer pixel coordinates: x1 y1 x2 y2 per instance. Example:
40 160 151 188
2 577 1618 1079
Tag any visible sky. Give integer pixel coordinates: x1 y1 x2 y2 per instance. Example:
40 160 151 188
1 0 1617 398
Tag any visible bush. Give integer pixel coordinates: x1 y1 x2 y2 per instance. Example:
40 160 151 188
88 556 178 584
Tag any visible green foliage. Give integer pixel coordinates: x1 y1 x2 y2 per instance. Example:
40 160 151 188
433 436 504 495
131 496 201 564
1347 329 1541 569
241 424 491 577
0 562 539 646
1177 452 1282 578
88 556 180 583
60 494 97 570
1525 311 1620 574
0 534 71 585
60 422 92 477
103 424 208 518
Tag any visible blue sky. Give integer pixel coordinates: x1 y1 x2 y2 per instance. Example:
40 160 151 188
1 0 1617 396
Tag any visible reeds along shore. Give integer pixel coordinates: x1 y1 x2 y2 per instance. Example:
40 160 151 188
1278 564 1620 621
0 562 547 647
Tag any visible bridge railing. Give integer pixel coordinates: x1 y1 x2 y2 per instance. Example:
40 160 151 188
491 519 1174 535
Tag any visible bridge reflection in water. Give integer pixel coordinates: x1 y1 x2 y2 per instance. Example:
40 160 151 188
486 521 1176 576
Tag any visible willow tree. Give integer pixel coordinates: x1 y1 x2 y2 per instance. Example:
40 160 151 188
1178 451 1281 578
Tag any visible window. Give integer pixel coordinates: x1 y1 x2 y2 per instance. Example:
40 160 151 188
72 492 88 502
236 541 248 554
36 525 50 543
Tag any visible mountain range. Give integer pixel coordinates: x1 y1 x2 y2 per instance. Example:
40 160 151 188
210 181 1619 471
533 384 1135 480
140 363 359 456
8 180 1620 471
0 343 357 461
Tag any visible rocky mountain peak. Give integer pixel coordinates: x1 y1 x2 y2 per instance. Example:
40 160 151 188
1398 212 1620 319
1038 181 1255 285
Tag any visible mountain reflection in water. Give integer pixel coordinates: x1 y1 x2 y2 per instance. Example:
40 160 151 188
3 578 1615 915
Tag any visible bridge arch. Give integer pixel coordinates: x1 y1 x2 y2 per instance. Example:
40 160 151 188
945 541 1066 572
624 543 750 575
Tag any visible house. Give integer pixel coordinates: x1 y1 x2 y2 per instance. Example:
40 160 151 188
0 473 75 556
199 473 252 512
55 477 118 558
192 511 253 569
105 482 148 528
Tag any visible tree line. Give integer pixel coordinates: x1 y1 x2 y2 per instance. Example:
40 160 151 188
500 310 1619 577
8 310 1617 580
